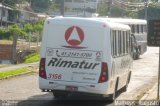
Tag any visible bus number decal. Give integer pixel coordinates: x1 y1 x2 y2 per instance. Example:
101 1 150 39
48 74 62 79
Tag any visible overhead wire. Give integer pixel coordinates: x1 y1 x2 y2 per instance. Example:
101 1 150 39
2 1 43 15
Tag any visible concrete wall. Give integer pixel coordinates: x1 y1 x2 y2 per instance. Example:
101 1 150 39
0 44 12 60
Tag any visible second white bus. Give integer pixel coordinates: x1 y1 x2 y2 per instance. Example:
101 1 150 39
101 18 147 59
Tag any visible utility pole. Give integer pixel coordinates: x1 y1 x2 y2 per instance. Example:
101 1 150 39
60 0 64 16
12 32 17 64
144 0 148 20
158 47 160 99
107 0 112 17
83 0 86 17
0 0 4 27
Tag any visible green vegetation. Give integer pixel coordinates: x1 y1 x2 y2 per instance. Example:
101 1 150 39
3 0 26 6
137 5 160 19
0 24 26 40
0 20 44 43
0 68 31 79
96 0 160 19
23 52 40 63
97 3 109 16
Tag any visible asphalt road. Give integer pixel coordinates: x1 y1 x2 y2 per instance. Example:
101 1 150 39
0 47 159 106
116 47 159 100
0 73 115 106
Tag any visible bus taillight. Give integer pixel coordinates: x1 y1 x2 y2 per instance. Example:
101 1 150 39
39 58 47 79
98 62 108 83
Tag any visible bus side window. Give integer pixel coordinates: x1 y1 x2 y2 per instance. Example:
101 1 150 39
126 31 130 53
118 31 121 56
134 25 137 33
141 25 143 33
120 31 124 56
112 30 117 57
112 30 131 57
137 25 139 33
115 30 118 57
131 25 135 33
123 31 126 55
111 30 114 57
125 31 128 54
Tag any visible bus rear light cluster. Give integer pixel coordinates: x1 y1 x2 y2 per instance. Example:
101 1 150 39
39 58 47 79
98 62 108 83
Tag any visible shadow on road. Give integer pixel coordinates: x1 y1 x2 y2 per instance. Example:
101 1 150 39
17 93 114 106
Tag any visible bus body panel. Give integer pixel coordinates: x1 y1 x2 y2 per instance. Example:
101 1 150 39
39 17 132 96
39 77 109 94
40 17 110 95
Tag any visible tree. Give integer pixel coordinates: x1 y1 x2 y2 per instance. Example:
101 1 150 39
127 11 139 18
97 1 127 17
137 4 160 19
97 3 108 16
30 0 50 12
110 6 127 17
9 24 27 63
49 2 60 11
9 24 27 38
33 23 43 34
2 0 26 6
33 22 43 44
23 23 33 33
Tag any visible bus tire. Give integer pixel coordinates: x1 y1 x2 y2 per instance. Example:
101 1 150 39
136 53 140 59
133 50 139 60
109 78 119 101
123 71 132 92
136 46 141 59
132 49 137 60
128 71 132 84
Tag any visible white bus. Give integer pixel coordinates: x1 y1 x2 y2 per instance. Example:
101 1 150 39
39 17 133 100
97 18 147 60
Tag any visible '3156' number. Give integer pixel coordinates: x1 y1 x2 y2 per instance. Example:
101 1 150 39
48 74 62 79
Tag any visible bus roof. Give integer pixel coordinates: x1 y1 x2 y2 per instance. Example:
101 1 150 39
46 17 130 30
93 17 147 25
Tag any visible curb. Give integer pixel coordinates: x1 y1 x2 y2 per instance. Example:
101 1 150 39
140 82 159 100
0 71 37 80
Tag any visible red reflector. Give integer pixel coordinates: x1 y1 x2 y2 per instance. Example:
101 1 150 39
41 72 45 76
102 72 107 76
98 62 108 83
101 76 106 81
39 58 47 79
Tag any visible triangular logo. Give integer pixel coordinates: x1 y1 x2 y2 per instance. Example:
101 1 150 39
68 27 81 42
64 26 85 47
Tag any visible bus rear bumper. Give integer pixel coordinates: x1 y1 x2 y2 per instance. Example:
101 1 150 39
39 77 111 96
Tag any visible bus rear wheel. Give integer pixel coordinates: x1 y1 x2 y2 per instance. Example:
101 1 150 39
133 48 140 60
108 78 119 102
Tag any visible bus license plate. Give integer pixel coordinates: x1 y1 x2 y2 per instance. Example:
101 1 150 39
66 86 78 91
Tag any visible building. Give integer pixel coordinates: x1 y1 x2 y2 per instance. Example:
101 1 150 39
63 0 99 17
0 3 13 26
65 0 98 11
49 0 100 17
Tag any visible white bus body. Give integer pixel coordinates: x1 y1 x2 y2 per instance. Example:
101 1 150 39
95 18 147 59
39 17 132 100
